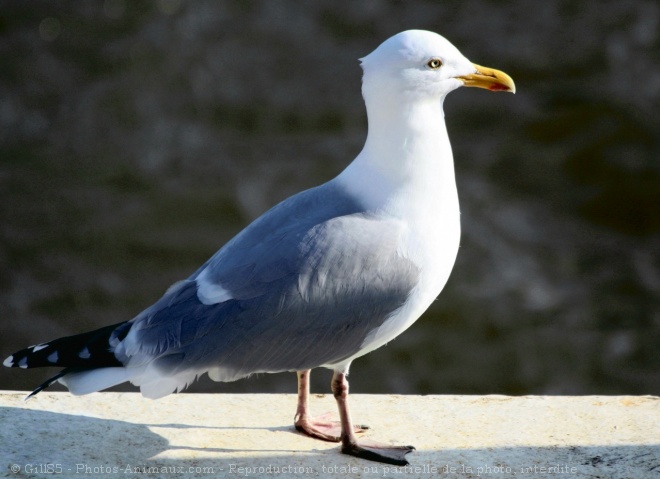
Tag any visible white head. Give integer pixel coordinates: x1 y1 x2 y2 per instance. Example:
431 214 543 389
360 30 515 104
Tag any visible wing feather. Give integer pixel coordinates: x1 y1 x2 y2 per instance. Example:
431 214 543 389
115 181 420 384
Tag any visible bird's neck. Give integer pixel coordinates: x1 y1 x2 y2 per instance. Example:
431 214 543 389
338 97 458 217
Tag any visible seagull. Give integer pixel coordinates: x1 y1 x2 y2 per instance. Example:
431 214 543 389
4 30 514 465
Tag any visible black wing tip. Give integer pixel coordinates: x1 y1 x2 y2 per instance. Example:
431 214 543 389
3 344 55 369
24 369 73 401
25 387 47 401
5 320 130 371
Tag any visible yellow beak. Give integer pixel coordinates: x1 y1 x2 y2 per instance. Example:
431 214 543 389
457 63 516 93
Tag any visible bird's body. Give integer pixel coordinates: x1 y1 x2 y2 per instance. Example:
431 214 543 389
4 30 514 465
111 179 426 398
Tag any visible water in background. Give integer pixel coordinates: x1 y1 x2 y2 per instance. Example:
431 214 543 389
1 0 658 396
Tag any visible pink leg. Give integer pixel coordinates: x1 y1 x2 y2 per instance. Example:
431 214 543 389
332 370 415 466
294 370 367 442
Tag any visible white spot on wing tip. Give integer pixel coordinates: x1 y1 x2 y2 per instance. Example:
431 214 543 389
3 355 14 367
47 351 58 364
79 347 91 359
18 357 28 369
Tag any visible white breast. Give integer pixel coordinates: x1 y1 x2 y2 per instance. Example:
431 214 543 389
325 147 461 371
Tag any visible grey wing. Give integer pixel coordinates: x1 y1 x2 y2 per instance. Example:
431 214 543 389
116 181 420 382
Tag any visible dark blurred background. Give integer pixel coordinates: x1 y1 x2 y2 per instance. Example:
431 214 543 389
1 0 658 396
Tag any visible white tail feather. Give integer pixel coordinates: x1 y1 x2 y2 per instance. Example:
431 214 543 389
59 367 136 395
135 364 201 399
59 362 216 399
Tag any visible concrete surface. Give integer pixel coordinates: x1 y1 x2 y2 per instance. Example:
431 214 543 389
0 392 658 478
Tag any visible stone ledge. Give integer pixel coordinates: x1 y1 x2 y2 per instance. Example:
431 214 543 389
1 391 658 478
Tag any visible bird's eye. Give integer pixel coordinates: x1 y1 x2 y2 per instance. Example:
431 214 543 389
427 58 443 69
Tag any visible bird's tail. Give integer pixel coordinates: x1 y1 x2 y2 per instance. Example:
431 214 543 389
3 321 133 398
